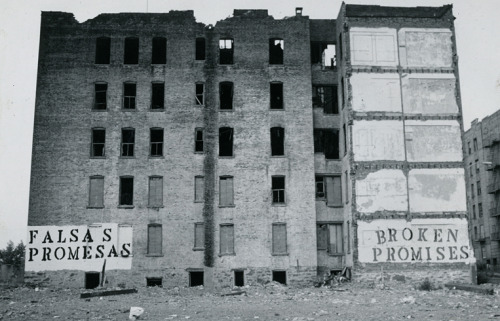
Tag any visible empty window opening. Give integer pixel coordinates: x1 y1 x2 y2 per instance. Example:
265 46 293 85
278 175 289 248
272 176 285 204
94 83 107 110
119 176 133 206
121 128 135 157
189 271 204 287
311 42 335 67
196 83 204 105
317 223 343 254
123 83 136 109
95 37 111 64
151 37 166 64
148 176 163 207
220 224 235 255
270 127 284 156
270 82 283 110
269 38 284 64
341 77 345 108
150 128 164 156
272 223 287 255
220 82 233 110
312 85 338 114
151 83 164 109
338 33 343 60
219 127 233 156
91 128 105 157
343 124 347 154
315 176 342 206
272 271 286 285
234 271 244 287
195 128 204 152
85 272 100 289
89 176 104 208
219 176 234 206
147 224 162 255
323 45 336 68
344 171 349 204
124 37 139 64
196 38 206 60
194 222 205 250
219 38 234 64
194 176 205 202
314 129 339 159
146 277 163 287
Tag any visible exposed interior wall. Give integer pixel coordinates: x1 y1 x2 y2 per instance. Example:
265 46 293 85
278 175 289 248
352 120 405 161
398 28 453 68
356 169 407 213
350 73 401 113
402 74 458 114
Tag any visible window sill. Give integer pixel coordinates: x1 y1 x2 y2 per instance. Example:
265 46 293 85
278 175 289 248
272 203 286 207
145 254 164 257
327 205 344 208
269 108 285 111
272 253 289 256
118 205 134 209
123 63 139 66
148 156 164 159
91 109 108 112
90 156 106 159
87 206 104 209
194 151 205 155
328 253 344 257
219 156 234 159
94 63 110 66
121 109 137 112
193 247 204 251
219 205 235 208
219 109 234 112
147 205 164 209
149 109 165 112
271 155 286 158
150 63 166 66
219 253 236 257
119 156 136 159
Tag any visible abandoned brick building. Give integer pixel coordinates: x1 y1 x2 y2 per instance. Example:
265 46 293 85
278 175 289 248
27 4 474 289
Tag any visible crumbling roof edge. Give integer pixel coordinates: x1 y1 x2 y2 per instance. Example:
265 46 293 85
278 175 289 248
345 4 453 19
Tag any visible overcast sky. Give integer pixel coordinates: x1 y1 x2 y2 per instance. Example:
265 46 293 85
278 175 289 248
1 0 499 247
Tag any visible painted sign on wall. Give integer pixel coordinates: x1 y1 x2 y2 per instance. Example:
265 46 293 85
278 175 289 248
358 219 474 264
25 223 133 271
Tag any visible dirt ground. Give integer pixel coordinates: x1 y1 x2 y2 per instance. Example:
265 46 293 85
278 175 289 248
1 281 500 321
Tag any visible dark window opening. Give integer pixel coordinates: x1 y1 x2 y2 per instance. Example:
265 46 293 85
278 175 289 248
270 127 284 156
272 270 286 285
343 124 347 155
195 128 204 152
341 77 345 109
196 83 204 105
85 272 100 289
269 38 284 64
147 224 162 255
151 83 164 109
312 85 338 114
234 271 244 287
146 277 163 287
94 83 107 110
91 129 105 157
311 42 336 68
119 177 133 206
124 37 139 64
272 176 285 204
311 42 327 64
219 38 234 64
314 129 339 159
150 128 163 156
95 37 110 64
123 83 136 109
338 33 343 60
219 127 233 157
316 175 342 206
121 128 135 157
220 82 233 110
270 82 283 110
315 176 325 199
151 37 166 64
196 38 206 60
189 271 204 287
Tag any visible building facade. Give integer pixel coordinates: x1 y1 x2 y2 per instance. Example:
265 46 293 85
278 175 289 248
27 4 474 289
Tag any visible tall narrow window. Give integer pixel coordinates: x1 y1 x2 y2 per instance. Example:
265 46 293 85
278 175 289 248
479 203 483 217
317 224 328 250
95 37 110 64
269 38 284 64
344 171 349 204
270 82 283 110
272 176 285 204
220 224 235 255
150 128 163 157
315 176 325 199
124 37 139 64
347 221 351 254
196 37 206 60
119 176 133 206
317 223 343 254
121 128 135 157
219 127 233 157
343 124 347 155
194 176 204 202
89 176 104 208
272 223 287 255
312 86 338 114
341 77 345 109
91 128 105 157
123 83 136 109
94 83 107 110
473 204 476 219
195 128 204 153
194 223 205 250
151 37 166 64
148 176 163 207
473 138 478 151
220 82 233 110
314 129 339 159
270 127 284 156
219 38 234 64
338 33 343 60
195 83 204 105
219 176 234 206
147 224 162 255
477 181 481 196
151 83 164 109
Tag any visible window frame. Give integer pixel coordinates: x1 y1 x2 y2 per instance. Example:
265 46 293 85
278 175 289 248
312 85 338 114
194 175 205 203
270 82 284 110
151 37 167 65
219 176 234 207
271 176 286 205
150 82 165 110
148 176 163 208
219 82 234 111
316 222 344 255
119 176 134 207
195 128 204 153
270 127 285 156
121 128 135 158
193 222 205 250
88 175 105 208
195 83 204 106
219 127 234 157
93 82 108 110
272 223 288 255
149 127 164 157
219 223 235 255
123 82 137 110
90 128 106 158
147 223 163 256
315 175 343 207
269 38 284 65
219 38 234 65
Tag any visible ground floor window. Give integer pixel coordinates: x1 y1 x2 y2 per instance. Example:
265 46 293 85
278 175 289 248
272 270 287 285
146 277 162 287
234 270 244 287
85 272 100 289
189 271 204 287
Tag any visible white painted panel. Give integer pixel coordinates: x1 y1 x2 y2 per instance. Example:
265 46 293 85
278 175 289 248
357 219 474 263
351 73 402 112
350 28 398 66
399 28 453 68
352 120 405 161
402 74 458 114
356 169 408 213
409 168 467 212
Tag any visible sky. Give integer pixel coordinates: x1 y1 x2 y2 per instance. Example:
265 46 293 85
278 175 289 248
0 0 499 248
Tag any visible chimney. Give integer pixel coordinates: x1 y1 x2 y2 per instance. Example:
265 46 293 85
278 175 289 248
295 7 303 16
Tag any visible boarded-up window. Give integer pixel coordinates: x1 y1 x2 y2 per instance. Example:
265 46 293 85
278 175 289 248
272 176 285 204
89 176 104 208
219 39 233 64
220 82 233 110
272 223 287 254
123 83 136 109
94 83 107 110
91 128 105 157
151 83 164 109
119 176 133 206
219 176 234 206
219 127 233 156
151 37 166 64
124 37 139 64
270 127 284 156
95 37 110 64
220 224 234 255
147 224 162 255
150 128 163 156
329 224 343 254
270 82 283 109
326 176 342 206
269 38 284 64
194 222 204 249
195 128 204 152
194 176 204 202
316 224 328 250
148 176 163 207
196 38 205 60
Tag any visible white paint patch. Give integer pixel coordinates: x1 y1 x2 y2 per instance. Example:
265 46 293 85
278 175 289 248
25 223 133 272
409 168 467 213
398 28 453 68
352 120 405 161
350 27 399 66
402 74 458 114
356 169 407 213
358 219 474 264
351 73 402 112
